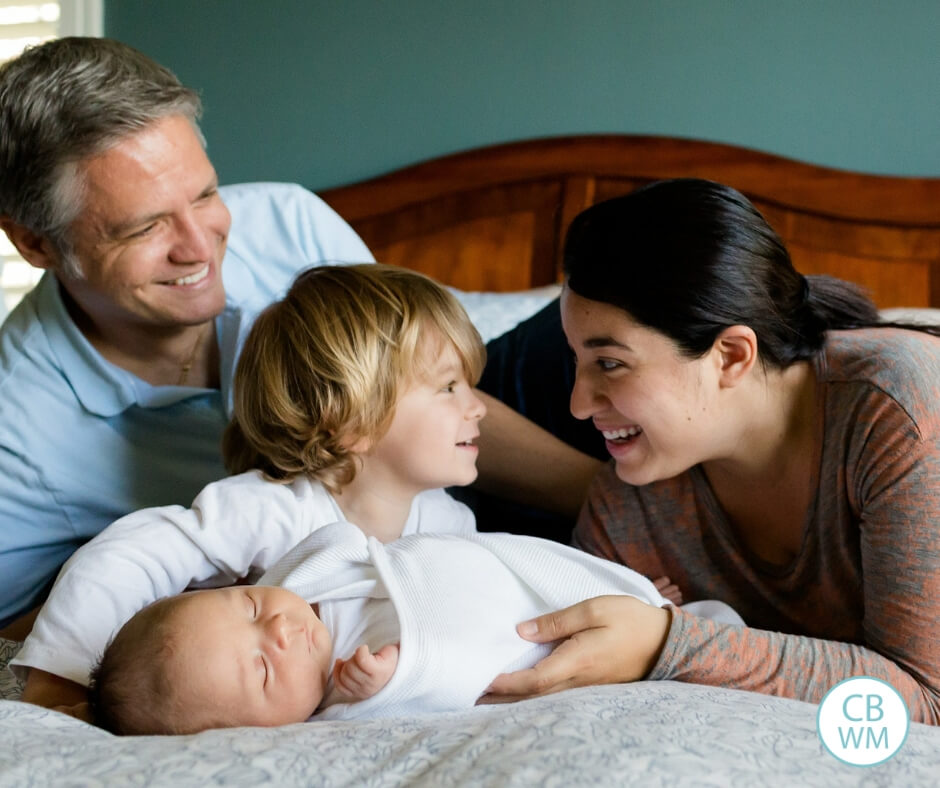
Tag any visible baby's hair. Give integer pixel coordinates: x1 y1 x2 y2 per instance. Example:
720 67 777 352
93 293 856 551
88 596 195 735
222 263 485 491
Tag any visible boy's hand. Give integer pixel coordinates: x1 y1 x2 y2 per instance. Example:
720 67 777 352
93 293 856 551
653 576 682 606
332 643 399 701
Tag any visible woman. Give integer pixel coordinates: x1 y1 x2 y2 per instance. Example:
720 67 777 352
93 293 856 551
486 179 940 725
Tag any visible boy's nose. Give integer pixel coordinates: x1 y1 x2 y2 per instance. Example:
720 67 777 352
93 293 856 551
467 391 486 420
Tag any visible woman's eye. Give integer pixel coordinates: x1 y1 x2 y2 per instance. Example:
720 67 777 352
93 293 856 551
597 359 621 372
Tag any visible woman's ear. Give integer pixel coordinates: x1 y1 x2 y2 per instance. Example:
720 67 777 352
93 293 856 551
0 219 60 270
713 325 758 388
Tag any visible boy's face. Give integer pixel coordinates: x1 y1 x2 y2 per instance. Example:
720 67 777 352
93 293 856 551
364 339 486 497
164 586 332 729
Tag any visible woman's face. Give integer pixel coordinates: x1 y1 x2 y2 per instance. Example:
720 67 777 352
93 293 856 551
561 287 721 486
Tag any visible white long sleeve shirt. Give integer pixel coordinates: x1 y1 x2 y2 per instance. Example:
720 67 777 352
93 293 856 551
12 471 474 685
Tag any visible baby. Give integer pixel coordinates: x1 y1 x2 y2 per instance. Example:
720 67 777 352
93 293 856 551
90 522 743 734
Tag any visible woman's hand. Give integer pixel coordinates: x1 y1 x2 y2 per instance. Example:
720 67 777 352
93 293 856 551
481 595 672 703
653 576 683 606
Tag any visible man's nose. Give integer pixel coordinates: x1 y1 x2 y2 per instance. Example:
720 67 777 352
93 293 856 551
169 213 214 263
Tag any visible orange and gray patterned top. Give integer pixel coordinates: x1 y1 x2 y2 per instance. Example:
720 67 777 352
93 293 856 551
573 328 940 724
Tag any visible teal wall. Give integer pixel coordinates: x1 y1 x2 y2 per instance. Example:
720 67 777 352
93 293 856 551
105 1 940 190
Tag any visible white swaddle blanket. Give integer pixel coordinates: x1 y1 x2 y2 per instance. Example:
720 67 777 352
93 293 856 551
258 522 742 720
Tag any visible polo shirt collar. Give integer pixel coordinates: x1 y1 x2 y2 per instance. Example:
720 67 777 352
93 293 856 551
37 273 224 417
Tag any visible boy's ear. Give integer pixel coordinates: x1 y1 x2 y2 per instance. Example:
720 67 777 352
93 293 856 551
713 325 758 388
344 434 373 454
0 218 61 270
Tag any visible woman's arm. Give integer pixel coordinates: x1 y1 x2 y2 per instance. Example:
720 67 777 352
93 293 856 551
487 430 940 725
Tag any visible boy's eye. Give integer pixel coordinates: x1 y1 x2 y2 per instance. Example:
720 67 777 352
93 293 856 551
257 653 268 687
441 381 456 393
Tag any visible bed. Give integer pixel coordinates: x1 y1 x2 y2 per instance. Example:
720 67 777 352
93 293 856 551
2 134 939 786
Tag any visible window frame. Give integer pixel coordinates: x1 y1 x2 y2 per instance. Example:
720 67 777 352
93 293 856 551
0 0 104 316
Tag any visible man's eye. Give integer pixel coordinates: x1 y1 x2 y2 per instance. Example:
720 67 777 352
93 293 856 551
127 223 157 239
597 359 623 372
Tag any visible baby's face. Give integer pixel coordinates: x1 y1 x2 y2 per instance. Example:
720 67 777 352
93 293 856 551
164 585 332 729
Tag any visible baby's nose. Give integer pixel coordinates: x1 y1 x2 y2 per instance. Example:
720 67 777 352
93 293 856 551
269 614 296 649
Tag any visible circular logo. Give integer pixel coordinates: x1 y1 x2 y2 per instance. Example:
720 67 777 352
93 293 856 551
817 676 910 766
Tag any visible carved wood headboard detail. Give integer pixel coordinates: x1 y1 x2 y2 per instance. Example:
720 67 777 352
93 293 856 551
321 135 940 308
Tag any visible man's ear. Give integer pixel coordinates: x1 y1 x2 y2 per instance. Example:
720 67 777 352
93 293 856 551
0 218 59 270
713 325 758 388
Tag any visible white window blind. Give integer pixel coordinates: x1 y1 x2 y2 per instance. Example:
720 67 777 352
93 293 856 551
0 0 102 317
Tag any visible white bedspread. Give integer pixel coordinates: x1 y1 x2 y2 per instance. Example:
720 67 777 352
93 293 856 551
3 637 939 787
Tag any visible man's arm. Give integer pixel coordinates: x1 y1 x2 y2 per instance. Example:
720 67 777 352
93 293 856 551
474 391 601 519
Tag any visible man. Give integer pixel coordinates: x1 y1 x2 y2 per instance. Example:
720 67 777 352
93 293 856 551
0 38 600 708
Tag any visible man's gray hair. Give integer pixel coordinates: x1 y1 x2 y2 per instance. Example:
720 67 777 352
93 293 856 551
0 37 203 276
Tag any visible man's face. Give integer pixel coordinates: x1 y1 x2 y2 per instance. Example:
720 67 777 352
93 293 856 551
59 114 231 333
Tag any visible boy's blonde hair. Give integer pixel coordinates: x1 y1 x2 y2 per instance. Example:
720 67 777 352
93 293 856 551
222 263 485 491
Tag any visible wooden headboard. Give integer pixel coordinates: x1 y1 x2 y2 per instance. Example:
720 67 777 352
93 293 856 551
320 135 940 308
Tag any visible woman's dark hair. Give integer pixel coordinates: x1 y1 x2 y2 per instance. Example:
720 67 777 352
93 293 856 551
563 178 938 368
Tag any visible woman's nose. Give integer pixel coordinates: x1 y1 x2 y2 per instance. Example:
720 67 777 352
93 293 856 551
569 368 599 421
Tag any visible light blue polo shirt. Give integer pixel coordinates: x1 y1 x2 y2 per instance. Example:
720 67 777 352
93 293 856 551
0 183 373 625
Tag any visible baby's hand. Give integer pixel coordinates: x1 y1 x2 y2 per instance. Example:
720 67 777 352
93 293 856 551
332 643 400 701
653 576 683 606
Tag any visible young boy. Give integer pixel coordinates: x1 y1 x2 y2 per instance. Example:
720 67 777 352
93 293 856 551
91 522 742 734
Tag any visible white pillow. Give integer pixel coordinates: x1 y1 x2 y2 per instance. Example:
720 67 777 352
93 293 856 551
880 307 940 324
450 285 561 344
